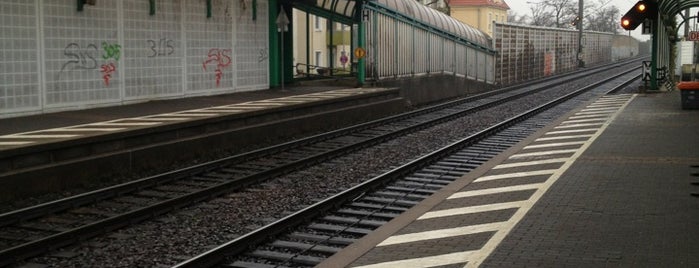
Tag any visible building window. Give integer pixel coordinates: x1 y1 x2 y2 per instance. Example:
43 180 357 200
314 15 322 31
315 51 322 67
488 13 492 29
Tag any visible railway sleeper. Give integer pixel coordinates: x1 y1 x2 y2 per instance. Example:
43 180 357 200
270 240 342 255
360 196 420 207
435 158 481 168
285 232 356 246
319 215 387 228
334 208 399 220
442 158 484 166
403 176 452 185
485 136 521 143
371 190 430 201
393 180 444 190
173 180 216 188
429 161 475 169
419 168 468 177
307 223 374 236
476 141 514 149
67 207 118 218
132 190 173 199
384 185 437 195
346 202 409 213
191 176 227 183
245 250 324 266
226 260 286 268
410 172 460 181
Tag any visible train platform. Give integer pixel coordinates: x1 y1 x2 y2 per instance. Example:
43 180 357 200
0 85 404 202
320 89 699 267
0 85 384 136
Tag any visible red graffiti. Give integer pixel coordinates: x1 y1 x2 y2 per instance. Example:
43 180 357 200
100 63 116 86
202 48 232 87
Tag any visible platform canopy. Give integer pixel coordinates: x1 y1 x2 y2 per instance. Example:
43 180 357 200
289 0 491 48
658 0 699 16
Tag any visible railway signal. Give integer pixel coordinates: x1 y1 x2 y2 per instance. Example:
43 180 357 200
620 0 657 31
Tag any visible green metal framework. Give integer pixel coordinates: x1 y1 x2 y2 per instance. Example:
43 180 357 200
648 0 699 89
269 0 495 86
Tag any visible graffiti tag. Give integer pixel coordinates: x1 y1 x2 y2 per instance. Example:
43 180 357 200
202 48 232 87
102 42 121 61
147 38 175 57
100 63 116 86
258 48 268 63
60 43 98 72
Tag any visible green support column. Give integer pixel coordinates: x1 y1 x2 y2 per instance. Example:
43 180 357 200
283 4 293 85
357 12 366 86
269 0 280 87
650 20 658 90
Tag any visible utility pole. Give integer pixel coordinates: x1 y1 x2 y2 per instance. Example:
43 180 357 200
578 0 584 67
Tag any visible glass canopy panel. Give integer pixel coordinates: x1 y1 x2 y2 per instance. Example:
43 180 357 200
306 0 491 48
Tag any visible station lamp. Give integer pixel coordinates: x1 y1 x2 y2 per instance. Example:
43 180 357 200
620 0 658 30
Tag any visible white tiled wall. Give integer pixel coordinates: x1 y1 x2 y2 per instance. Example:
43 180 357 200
43 0 121 107
235 0 268 89
0 0 40 112
0 0 269 118
185 0 234 92
123 0 184 99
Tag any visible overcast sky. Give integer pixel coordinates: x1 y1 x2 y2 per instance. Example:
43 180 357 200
505 0 650 41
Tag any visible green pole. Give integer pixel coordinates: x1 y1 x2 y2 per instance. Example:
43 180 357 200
650 20 658 90
357 12 366 86
269 0 279 87
149 0 155 15
306 12 310 76
206 0 212 18
283 4 293 85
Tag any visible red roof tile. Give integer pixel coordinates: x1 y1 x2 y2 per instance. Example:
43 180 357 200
450 0 510 10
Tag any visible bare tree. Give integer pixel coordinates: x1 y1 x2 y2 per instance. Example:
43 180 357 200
546 0 572 28
526 0 620 32
508 11 530 24
583 0 620 33
420 0 451 15
530 2 554 27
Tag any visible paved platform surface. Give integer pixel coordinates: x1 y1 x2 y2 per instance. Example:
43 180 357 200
320 90 699 267
0 85 378 149
0 86 345 136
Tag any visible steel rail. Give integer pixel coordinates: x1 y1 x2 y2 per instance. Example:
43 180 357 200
0 58 638 228
0 62 641 266
172 69 641 268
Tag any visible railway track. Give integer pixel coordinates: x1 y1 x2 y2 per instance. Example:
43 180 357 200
173 69 640 267
0 60 641 266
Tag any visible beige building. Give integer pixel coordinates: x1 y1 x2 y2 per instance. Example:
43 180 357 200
450 0 510 37
292 9 351 77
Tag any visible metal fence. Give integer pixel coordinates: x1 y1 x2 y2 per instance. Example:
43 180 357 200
494 22 621 86
363 2 495 84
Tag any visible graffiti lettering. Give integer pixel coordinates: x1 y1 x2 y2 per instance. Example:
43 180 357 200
60 43 98 72
100 63 116 86
257 48 268 63
58 42 119 87
202 48 233 87
102 41 121 61
148 38 175 57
